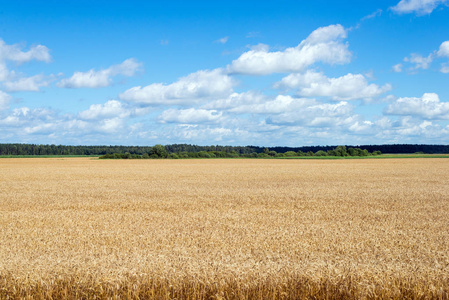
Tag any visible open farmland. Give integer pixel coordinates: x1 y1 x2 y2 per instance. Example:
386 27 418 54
1 158 448 299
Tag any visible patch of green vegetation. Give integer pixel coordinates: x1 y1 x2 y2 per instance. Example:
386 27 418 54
0 155 95 158
280 154 449 159
371 154 449 159
99 145 384 160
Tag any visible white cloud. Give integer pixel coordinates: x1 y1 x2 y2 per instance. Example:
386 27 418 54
0 39 52 90
267 101 354 126
0 63 10 81
229 95 314 114
437 41 449 72
119 68 235 105
162 124 252 144
400 41 449 73
437 41 449 57
228 24 350 75
204 91 268 111
440 63 449 73
393 117 448 138
385 93 449 119
66 115 125 134
275 70 324 89
348 120 374 133
0 90 11 110
97 118 125 133
0 39 51 63
60 116 129 139
203 91 379 135
391 0 447 15
110 58 142 77
59 69 110 88
0 103 129 139
276 70 391 101
78 100 131 120
3 74 53 92
58 58 142 88
361 9 383 21
404 53 433 70
392 63 403 72
372 115 449 142
0 107 55 127
204 92 321 115
159 108 223 124
23 122 58 135
215 37 229 44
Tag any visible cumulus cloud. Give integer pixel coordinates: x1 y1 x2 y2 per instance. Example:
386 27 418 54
203 93 356 130
267 101 355 126
440 63 449 73
275 70 391 101
62 116 126 137
381 116 449 140
3 74 53 92
159 124 253 145
348 120 374 133
385 93 449 119
58 58 142 88
0 103 130 140
0 63 10 81
119 68 235 105
204 92 320 115
438 41 449 57
203 91 374 133
22 117 124 135
0 107 55 127
400 40 449 73
391 0 447 15
0 39 51 63
159 108 223 124
227 24 350 75
228 95 314 114
404 53 433 70
392 64 403 72
361 115 449 143
96 118 125 133
437 41 449 72
78 100 136 120
0 39 52 90
23 122 58 135
0 90 11 110
204 91 268 111
66 115 126 134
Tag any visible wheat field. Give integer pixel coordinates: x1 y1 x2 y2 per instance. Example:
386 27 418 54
0 157 448 299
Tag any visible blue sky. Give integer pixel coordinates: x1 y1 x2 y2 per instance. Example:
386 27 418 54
1 0 448 146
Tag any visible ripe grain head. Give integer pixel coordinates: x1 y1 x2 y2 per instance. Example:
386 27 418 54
0 158 448 298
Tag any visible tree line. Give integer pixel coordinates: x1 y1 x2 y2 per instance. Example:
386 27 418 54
99 145 381 159
1 143 448 157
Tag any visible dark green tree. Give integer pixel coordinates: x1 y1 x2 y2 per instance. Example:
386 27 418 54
284 151 297 157
334 146 348 156
267 150 277 157
150 144 168 158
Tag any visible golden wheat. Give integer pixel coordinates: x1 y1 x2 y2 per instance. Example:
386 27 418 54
1 157 448 299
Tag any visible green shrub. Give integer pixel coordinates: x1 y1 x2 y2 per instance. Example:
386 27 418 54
315 150 327 156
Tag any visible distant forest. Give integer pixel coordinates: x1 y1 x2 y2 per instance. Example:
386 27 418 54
1 143 449 156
